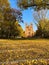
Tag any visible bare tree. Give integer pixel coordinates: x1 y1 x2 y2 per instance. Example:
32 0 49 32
33 8 48 25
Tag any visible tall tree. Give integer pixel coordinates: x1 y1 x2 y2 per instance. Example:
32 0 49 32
0 0 10 38
0 0 23 39
33 9 48 25
0 7 23 39
33 9 49 38
36 19 49 38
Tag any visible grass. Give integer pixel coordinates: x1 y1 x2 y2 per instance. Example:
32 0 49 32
0 39 49 65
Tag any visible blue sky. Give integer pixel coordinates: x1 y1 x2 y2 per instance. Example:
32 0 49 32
9 0 49 31
9 0 37 31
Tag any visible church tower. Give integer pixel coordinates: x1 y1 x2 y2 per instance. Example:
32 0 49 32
25 23 34 38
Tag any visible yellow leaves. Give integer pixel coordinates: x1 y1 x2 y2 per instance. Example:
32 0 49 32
0 40 49 65
21 0 28 5
39 19 49 30
2 63 4 65
14 21 24 36
0 13 4 19
35 0 43 4
32 60 34 63
18 0 49 10
0 0 9 8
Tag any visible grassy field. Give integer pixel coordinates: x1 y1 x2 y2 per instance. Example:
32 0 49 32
0 39 49 65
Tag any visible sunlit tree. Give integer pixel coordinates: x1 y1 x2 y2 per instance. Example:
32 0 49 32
33 9 49 38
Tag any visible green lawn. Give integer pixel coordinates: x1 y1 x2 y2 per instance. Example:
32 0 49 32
0 39 49 65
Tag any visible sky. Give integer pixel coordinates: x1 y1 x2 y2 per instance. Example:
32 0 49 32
9 0 37 31
9 0 49 31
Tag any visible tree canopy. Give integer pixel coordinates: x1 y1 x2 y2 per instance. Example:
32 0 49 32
33 9 49 38
3 8 23 22
17 0 49 10
36 19 49 38
0 0 24 39
0 0 10 9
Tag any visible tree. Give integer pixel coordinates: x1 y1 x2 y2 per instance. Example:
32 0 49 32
14 21 24 37
33 9 47 25
0 0 9 8
17 0 49 10
0 0 10 38
33 9 49 38
0 7 23 39
36 19 49 38
0 0 10 22
3 7 23 22
0 0 23 39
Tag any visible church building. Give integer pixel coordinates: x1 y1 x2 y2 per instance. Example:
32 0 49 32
25 23 34 38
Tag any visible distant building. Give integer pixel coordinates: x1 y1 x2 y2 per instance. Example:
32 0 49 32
25 23 34 38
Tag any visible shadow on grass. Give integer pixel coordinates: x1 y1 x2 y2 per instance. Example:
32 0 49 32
0 36 49 40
